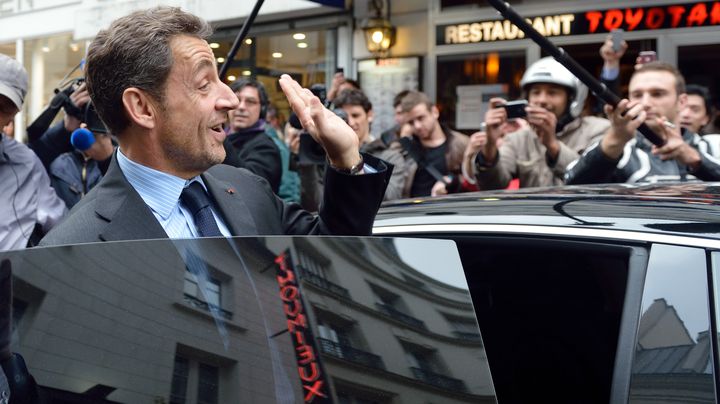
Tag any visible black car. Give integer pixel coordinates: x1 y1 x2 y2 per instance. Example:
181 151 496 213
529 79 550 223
374 183 720 403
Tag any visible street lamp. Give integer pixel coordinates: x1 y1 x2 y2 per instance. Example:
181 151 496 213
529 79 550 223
362 0 395 57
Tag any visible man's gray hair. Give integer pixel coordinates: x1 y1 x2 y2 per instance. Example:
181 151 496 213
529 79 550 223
85 6 213 136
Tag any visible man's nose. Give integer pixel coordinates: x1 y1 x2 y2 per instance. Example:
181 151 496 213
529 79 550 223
218 84 239 110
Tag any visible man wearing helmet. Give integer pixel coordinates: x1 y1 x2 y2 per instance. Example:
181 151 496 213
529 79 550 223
473 57 610 189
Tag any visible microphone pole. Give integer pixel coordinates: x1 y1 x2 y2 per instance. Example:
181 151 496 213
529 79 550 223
218 0 265 80
486 0 666 147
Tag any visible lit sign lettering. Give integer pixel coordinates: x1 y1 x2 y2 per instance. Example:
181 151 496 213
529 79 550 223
436 1 720 45
275 251 331 403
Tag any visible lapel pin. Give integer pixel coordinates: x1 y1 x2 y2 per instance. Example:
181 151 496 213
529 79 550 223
226 188 236 195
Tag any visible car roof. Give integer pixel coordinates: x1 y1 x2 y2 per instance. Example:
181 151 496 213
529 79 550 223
374 182 720 241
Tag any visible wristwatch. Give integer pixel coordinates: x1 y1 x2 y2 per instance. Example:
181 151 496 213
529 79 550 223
329 155 364 175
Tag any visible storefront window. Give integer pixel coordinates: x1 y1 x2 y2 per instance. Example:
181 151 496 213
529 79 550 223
210 29 335 125
436 51 525 132
542 39 656 109
22 34 86 136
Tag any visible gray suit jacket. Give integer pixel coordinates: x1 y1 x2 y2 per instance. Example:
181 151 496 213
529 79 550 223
40 152 391 246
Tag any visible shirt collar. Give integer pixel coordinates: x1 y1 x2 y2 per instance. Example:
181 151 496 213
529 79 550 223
116 149 205 220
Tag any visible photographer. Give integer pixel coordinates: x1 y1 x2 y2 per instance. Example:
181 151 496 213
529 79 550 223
475 57 610 189
29 80 89 170
0 54 65 251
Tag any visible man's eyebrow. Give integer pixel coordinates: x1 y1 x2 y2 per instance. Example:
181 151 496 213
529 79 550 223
193 58 216 77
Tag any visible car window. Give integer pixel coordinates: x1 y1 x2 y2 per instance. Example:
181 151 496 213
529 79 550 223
2 237 495 403
443 235 636 404
628 244 714 403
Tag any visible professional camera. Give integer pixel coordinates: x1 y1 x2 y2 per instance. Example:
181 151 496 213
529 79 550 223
26 77 87 141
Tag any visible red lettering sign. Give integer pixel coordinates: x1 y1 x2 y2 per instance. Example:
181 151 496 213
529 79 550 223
687 3 709 26
646 7 665 29
625 8 644 30
274 251 331 403
604 9 623 31
586 11 603 32
304 381 327 402
712 2 720 23
667 6 686 27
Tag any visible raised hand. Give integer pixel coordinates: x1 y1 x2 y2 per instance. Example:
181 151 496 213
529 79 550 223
279 74 360 169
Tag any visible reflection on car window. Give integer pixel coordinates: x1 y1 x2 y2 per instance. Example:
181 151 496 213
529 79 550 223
628 244 714 403
2 237 495 403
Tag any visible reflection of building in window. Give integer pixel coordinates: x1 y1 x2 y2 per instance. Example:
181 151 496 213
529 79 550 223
184 269 221 307
443 314 481 342
316 311 385 370
289 237 493 403
12 298 27 337
335 381 394 404
183 267 232 320
370 283 426 330
295 242 351 298
401 340 466 392
169 354 219 404
297 245 330 279
630 298 713 403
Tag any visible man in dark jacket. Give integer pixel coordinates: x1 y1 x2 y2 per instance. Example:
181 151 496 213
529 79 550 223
40 6 390 247
566 62 720 184
223 79 283 193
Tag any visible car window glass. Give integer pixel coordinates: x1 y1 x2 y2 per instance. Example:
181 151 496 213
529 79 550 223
711 251 720 385
628 244 714 403
2 237 496 403
451 237 632 403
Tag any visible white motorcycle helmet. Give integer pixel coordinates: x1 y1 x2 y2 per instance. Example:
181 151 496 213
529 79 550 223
520 57 588 120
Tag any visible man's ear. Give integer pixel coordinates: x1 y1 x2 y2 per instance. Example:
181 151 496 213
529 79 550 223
367 109 374 123
431 105 440 120
677 93 688 111
122 87 159 130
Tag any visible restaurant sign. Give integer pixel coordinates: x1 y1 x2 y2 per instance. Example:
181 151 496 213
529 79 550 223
437 2 720 45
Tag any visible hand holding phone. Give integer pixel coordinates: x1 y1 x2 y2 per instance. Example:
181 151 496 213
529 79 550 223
611 29 624 53
503 100 528 120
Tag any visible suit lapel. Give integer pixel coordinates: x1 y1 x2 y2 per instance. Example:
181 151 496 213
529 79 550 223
95 155 168 242
202 172 258 236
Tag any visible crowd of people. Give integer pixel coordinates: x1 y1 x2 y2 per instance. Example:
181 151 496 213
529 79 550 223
1 7 719 253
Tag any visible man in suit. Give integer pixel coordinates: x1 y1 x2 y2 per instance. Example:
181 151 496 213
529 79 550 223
40 6 390 246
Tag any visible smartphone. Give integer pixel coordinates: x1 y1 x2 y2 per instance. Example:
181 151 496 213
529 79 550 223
638 51 657 64
611 29 624 52
503 100 528 119
335 67 344 74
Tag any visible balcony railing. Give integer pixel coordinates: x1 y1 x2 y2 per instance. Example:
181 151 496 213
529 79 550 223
183 294 232 320
317 338 385 370
375 303 427 330
297 267 351 299
410 367 467 392
452 330 482 342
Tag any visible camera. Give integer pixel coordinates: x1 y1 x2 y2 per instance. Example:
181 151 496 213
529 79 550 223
27 76 109 146
503 100 528 119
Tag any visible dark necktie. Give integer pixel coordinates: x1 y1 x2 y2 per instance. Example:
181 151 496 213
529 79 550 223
180 182 223 237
